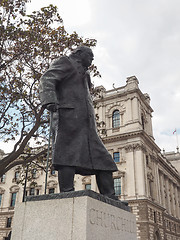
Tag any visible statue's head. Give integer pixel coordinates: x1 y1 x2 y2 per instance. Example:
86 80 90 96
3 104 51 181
71 46 94 68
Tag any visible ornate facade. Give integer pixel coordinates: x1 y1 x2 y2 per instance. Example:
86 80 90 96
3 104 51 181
0 76 180 240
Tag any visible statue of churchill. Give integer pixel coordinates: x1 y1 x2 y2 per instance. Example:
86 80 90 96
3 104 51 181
39 46 118 200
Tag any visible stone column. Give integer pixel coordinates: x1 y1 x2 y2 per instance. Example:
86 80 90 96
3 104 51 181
168 180 173 215
165 177 171 214
147 112 153 138
107 114 112 130
132 97 139 121
126 98 133 124
143 152 148 197
159 173 165 208
91 175 98 192
121 173 125 197
148 158 156 201
175 186 180 218
133 145 146 197
172 185 176 217
125 145 136 198
154 162 161 203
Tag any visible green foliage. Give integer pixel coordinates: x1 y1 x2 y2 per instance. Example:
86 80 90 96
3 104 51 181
0 0 97 176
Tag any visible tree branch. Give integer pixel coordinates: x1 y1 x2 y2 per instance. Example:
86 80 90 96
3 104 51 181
0 107 44 171
2 148 48 175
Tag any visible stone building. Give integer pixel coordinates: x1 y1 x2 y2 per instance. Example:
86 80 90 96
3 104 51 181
0 76 180 240
164 150 180 174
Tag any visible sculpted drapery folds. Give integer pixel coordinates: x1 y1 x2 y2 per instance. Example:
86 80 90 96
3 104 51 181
39 46 118 200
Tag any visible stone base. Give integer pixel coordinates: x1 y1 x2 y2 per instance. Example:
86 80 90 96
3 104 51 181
11 190 137 240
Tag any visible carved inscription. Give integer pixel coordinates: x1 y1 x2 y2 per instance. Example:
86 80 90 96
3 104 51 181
89 208 136 233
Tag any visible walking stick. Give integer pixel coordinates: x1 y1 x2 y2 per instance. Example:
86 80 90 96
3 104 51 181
22 163 29 202
44 111 53 194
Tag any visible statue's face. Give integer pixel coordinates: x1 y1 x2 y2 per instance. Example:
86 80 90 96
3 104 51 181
80 49 94 68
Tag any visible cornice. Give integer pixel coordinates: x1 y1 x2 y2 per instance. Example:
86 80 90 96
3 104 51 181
157 155 180 180
94 85 179 178
164 213 180 223
94 88 153 112
102 129 142 142
103 130 180 178
125 143 147 153
102 129 160 152
128 198 166 211
0 211 14 216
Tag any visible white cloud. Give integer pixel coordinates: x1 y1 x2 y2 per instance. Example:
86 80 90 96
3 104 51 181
0 140 15 154
59 0 91 27
27 0 91 28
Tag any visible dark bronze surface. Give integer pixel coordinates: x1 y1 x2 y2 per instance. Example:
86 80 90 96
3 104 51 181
39 46 119 200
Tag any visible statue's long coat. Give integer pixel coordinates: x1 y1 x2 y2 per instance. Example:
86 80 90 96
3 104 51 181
39 55 117 175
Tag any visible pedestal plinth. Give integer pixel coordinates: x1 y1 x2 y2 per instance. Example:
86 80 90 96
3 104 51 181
11 190 137 240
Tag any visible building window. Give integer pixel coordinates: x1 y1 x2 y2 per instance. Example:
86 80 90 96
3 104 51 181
32 169 37 179
0 194 2 207
14 171 19 181
149 180 153 199
6 217 12 228
114 178 121 196
29 188 35 196
154 211 157 223
51 169 55 175
49 188 55 194
154 231 160 240
10 192 17 207
4 232 11 240
112 110 120 128
0 174 5 183
85 184 91 190
113 152 120 163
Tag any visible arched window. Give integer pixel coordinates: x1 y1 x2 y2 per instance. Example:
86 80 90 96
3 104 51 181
112 110 120 128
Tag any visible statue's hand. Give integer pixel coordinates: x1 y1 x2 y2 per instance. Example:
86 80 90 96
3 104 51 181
45 103 58 112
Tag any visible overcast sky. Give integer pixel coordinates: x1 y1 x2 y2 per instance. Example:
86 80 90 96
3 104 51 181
1 0 180 153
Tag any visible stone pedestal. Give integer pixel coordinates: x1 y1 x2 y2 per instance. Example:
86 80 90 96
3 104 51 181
11 190 137 240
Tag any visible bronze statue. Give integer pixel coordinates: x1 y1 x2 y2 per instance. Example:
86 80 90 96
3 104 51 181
39 46 118 200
